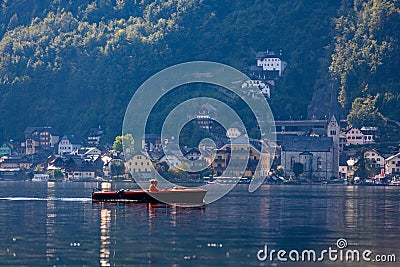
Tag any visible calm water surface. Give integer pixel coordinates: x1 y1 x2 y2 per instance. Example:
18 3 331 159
0 181 399 266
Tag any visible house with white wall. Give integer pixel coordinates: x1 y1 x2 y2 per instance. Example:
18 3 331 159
345 127 375 145
241 80 271 98
125 153 153 174
256 50 286 76
385 152 400 175
364 149 385 169
58 135 82 155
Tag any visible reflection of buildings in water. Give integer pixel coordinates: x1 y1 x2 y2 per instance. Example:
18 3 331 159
258 191 270 229
46 182 56 263
100 208 111 267
344 186 358 228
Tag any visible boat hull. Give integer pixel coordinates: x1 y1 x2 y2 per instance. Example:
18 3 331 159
92 188 207 205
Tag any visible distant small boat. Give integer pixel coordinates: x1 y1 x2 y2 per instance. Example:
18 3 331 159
92 187 207 205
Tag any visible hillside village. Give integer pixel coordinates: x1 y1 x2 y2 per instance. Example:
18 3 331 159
0 51 399 185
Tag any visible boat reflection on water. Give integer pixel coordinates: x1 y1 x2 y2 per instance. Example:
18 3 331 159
46 182 56 263
95 201 205 266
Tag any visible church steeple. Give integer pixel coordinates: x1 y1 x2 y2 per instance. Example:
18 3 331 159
327 115 339 137
327 115 340 179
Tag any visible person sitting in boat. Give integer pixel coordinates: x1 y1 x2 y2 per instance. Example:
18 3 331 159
149 179 160 192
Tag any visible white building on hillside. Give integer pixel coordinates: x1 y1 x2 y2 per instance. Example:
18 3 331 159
242 80 271 98
58 135 82 155
256 50 287 76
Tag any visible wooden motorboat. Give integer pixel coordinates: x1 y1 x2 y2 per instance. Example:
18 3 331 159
92 187 207 204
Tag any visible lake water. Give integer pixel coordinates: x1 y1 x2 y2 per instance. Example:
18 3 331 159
0 181 399 266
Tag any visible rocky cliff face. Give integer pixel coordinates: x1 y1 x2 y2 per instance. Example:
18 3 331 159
307 56 345 120
307 81 345 120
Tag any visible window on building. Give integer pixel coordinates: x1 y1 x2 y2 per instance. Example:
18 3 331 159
317 157 322 170
290 157 296 169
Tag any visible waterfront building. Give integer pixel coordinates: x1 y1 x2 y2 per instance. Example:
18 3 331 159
23 127 59 155
364 148 385 169
210 135 270 177
0 155 32 169
280 135 336 180
385 152 400 175
125 153 153 174
63 156 99 180
339 155 351 180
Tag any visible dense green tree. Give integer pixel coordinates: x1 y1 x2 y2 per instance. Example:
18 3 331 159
168 167 187 180
292 162 304 179
154 161 170 178
354 154 375 180
330 0 400 119
112 134 134 155
347 95 386 128
110 160 125 177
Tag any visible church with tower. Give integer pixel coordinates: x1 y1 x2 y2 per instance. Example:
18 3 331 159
279 115 340 180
